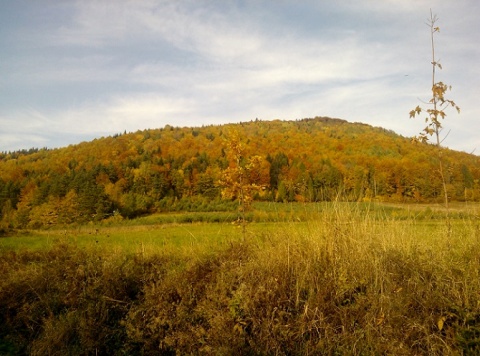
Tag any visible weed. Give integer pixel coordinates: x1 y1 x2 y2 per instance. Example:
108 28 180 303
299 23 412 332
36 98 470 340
2 202 480 354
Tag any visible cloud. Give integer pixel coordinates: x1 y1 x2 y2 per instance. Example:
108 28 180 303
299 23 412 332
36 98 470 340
0 0 478 153
0 133 49 151
54 94 198 133
0 109 52 150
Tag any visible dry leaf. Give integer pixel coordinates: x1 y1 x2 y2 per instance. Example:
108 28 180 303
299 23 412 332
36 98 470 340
376 312 385 326
437 316 447 331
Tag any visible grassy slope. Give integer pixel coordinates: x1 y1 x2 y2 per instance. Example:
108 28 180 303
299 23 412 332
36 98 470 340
1 202 480 354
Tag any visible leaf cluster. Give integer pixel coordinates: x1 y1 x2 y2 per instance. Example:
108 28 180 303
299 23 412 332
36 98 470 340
409 81 460 144
217 130 265 211
409 12 460 145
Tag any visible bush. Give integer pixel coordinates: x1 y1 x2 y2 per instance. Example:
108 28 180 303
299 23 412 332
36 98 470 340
0 242 146 355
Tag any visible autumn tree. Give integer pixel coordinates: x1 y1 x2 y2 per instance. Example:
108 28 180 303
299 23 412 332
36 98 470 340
218 130 267 238
409 10 460 210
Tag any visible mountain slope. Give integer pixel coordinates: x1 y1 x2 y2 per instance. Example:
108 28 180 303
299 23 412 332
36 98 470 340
1 117 479 228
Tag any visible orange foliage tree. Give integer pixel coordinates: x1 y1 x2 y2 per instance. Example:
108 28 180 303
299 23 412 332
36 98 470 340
217 130 268 238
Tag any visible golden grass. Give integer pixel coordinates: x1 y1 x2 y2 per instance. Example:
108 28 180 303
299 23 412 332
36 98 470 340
1 202 480 354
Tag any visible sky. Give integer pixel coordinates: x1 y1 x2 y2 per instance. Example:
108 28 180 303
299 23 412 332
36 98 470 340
0 0 479 154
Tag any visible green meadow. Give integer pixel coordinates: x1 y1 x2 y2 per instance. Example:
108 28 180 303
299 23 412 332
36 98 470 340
2 201 477 252
2 202 480 355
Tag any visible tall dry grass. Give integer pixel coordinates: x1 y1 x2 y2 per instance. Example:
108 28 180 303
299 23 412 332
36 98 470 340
1 203 480 354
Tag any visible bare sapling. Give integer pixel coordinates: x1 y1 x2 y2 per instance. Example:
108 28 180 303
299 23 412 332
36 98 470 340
409 10 460 214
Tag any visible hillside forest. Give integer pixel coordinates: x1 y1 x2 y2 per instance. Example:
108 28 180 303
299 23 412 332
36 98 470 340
1 117 479 230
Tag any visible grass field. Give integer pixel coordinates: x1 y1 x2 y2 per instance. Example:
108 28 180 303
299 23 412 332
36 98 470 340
2 201 478 252
1 202 480 355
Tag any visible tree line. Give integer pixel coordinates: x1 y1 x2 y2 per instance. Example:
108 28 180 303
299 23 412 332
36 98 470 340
1 117 479 229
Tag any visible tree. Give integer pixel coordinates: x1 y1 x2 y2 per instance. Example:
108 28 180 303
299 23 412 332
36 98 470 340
0 199 14 232
218 130 267 239
267 152 289 190
409 10 460 211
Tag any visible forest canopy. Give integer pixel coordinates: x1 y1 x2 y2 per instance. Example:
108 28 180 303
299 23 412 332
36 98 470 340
1 117 479 229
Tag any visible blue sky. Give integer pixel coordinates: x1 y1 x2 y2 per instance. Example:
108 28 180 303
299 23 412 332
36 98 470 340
1 1 478 153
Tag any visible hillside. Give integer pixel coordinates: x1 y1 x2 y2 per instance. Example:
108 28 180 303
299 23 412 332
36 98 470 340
1 117 479 229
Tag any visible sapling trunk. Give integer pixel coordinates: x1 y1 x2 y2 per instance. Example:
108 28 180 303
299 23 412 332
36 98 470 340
409 10 460 225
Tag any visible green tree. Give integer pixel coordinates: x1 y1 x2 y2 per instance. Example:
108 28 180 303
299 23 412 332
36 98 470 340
267 152 289 191
276 181 288 202
0 199 14 232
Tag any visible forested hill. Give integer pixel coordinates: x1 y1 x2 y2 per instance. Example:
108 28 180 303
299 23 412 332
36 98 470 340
1 117 479 228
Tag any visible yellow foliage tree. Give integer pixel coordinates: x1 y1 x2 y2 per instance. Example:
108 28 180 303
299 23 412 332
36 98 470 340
218 130 266 238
